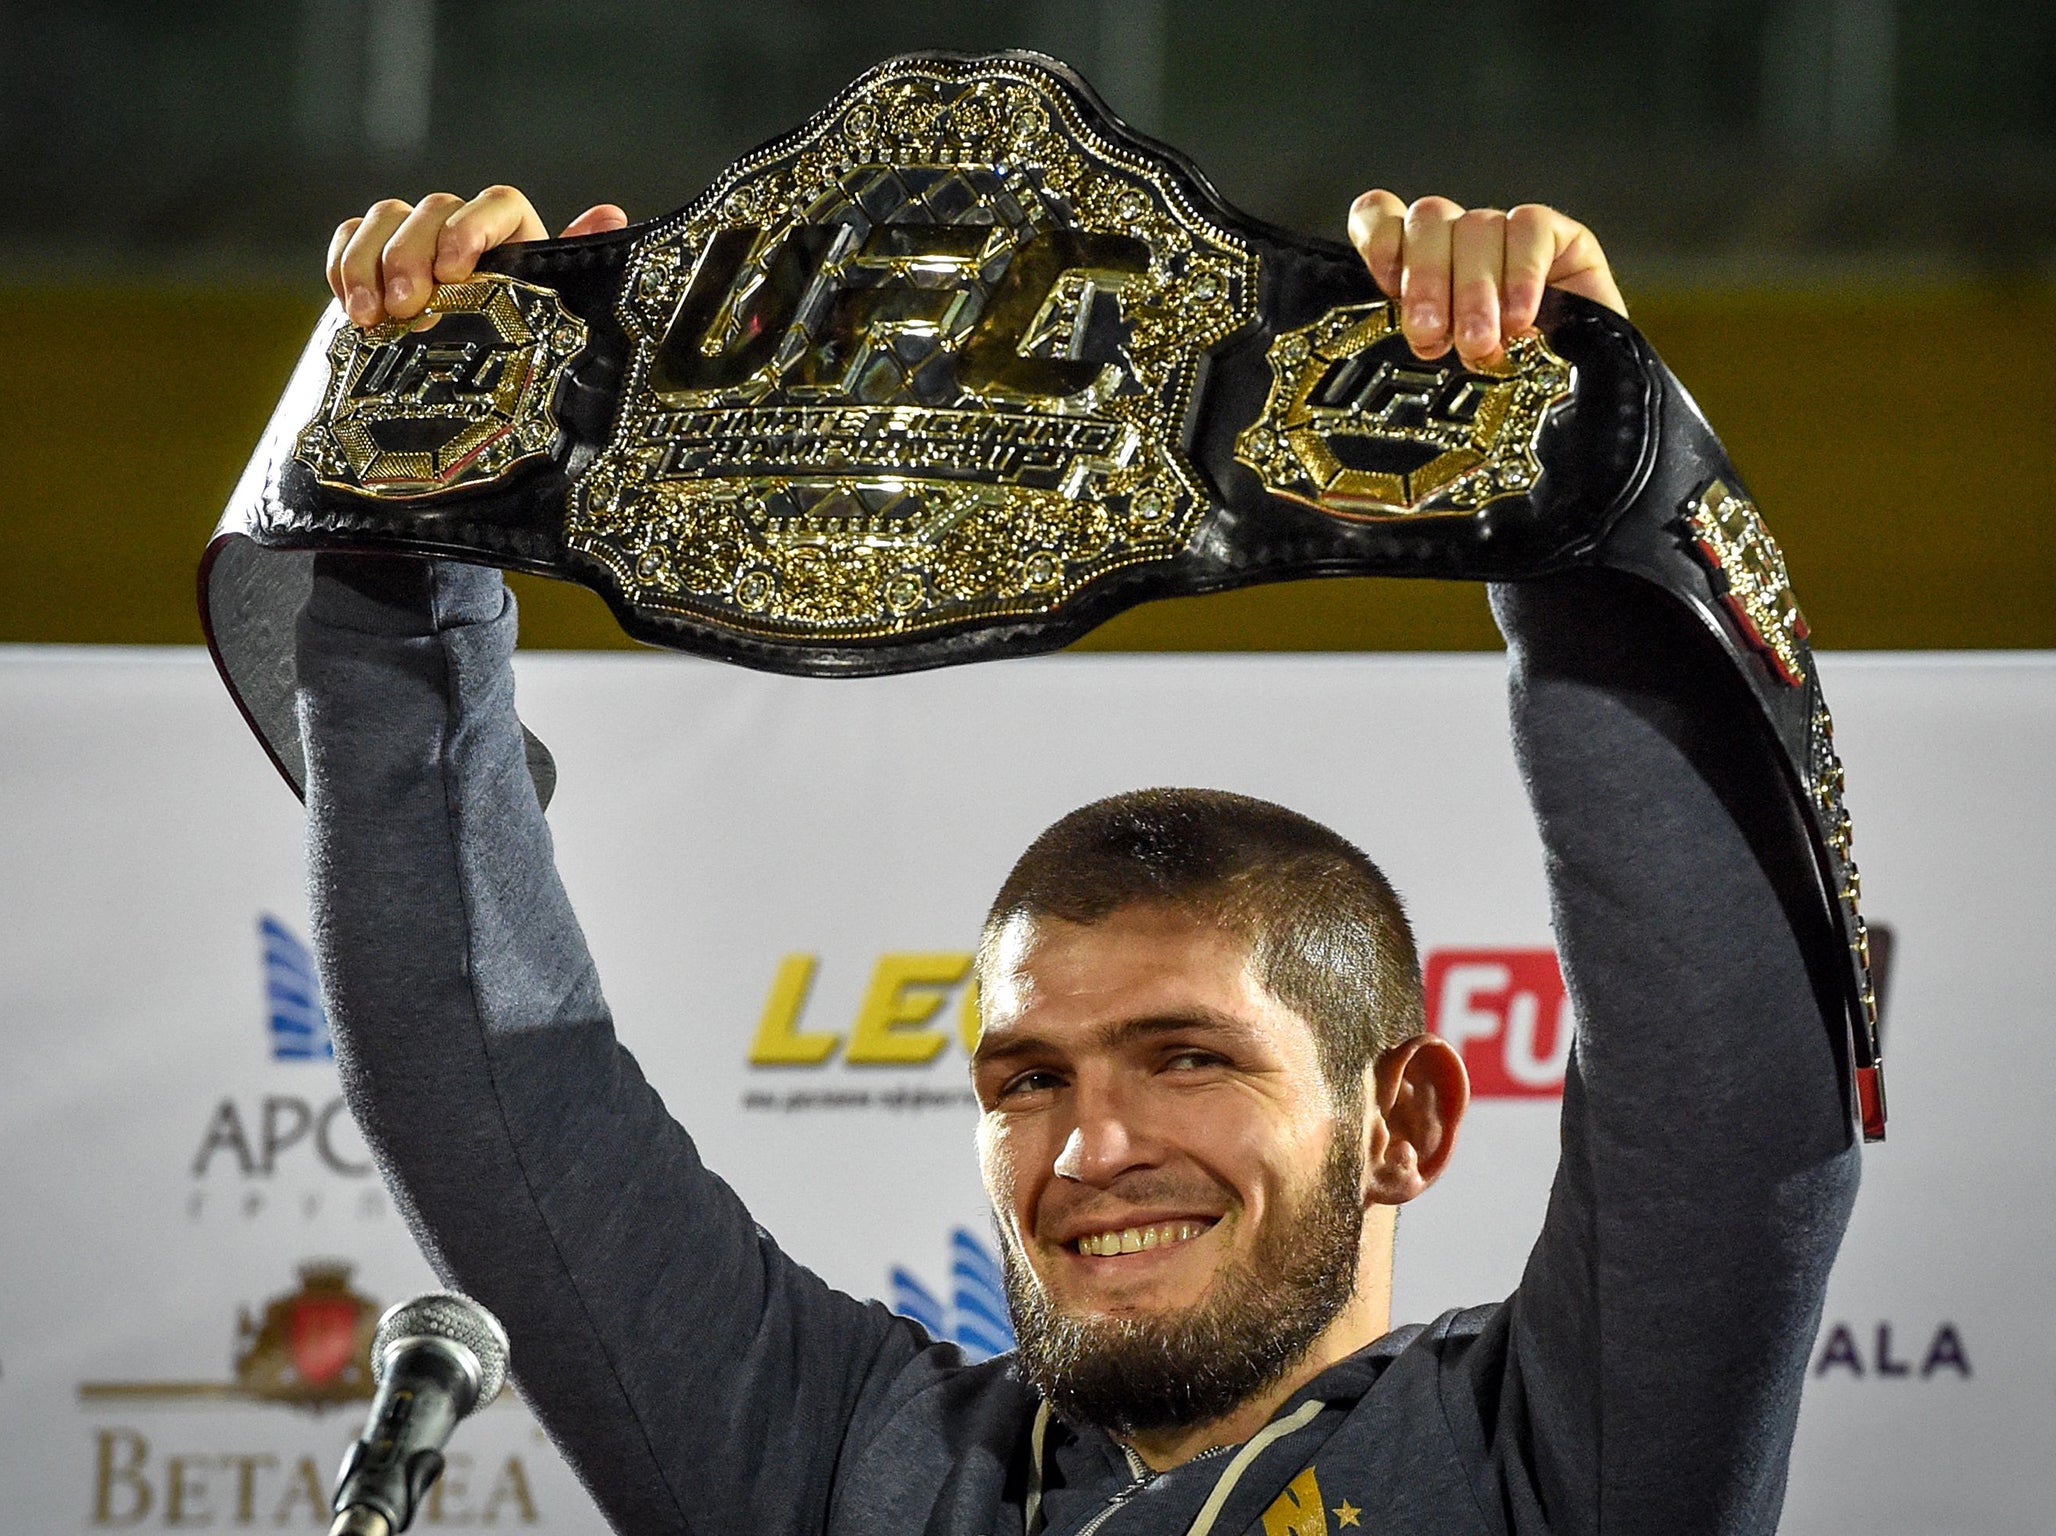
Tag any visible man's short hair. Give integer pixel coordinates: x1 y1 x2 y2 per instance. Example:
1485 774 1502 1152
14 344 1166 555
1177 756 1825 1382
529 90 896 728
977 788 1426 1107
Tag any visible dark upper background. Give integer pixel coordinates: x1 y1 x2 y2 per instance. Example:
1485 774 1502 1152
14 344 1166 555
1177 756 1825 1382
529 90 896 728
2 0 2051 649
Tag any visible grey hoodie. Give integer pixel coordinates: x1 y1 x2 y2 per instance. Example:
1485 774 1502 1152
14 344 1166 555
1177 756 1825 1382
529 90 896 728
296 559 1859 1536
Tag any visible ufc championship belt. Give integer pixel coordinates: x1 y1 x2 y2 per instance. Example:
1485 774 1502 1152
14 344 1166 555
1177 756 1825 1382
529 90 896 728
201 51 1883 1139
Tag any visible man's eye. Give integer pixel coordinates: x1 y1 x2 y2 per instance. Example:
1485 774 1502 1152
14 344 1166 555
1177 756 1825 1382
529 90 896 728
1165 1049 1226 1072
1000 1069 1063 1098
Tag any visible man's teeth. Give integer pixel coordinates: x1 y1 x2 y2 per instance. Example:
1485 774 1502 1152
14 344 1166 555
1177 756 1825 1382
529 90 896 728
1074 1223 1205 1257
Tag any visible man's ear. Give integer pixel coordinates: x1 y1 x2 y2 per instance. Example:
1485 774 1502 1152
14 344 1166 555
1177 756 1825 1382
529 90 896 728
1359 1034 1470 1206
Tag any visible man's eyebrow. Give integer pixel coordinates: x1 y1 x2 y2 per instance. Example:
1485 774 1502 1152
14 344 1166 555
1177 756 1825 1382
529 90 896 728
970 1009 1260 1069
968 1034 1045 1071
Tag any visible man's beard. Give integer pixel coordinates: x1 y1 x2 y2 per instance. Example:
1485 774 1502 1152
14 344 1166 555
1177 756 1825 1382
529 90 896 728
1000 1124 1365 1437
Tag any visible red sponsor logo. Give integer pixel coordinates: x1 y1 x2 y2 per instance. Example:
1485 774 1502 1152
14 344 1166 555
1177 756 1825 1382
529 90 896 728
1424 949 1573 1098
286 1291 362 1386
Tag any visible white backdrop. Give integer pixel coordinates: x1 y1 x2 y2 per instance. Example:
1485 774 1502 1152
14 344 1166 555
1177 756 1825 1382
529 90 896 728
1 645 2049 1533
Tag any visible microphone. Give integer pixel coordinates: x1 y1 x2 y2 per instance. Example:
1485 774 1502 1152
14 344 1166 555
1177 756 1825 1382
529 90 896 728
327 1291 511 1536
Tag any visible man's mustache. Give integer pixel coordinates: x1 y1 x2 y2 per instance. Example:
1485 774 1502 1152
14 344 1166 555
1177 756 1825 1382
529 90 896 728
1033 1174 1232 1242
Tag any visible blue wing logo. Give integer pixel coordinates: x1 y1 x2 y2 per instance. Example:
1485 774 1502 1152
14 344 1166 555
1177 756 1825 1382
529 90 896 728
889 1227 1015 1362
261 915 333 1061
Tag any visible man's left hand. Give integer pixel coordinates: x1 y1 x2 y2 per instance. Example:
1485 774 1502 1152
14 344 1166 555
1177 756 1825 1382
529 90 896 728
1346 192 1627 366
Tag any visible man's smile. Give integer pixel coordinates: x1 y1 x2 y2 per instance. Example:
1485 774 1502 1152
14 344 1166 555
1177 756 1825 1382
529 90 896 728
1065 1218 1219 1258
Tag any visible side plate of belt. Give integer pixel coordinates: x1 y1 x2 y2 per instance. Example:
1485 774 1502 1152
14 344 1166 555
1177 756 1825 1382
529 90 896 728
200 49 1882 1139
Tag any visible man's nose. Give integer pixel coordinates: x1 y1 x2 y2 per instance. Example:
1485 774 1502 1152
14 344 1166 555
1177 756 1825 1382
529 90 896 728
1051 1080 1160 1185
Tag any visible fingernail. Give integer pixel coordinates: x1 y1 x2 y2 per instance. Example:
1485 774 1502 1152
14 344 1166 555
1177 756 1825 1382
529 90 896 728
388 276 413 307
1408 303 1440 332
1460 319 1492 349
347 285 374 321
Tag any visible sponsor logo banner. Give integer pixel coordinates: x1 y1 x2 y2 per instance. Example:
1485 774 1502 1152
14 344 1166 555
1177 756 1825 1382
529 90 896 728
1426 948 1571 1097
0 651 2047 1534
74 1263 554 1529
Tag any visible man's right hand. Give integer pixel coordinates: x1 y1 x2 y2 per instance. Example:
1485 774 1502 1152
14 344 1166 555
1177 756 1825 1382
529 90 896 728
326 186 627 328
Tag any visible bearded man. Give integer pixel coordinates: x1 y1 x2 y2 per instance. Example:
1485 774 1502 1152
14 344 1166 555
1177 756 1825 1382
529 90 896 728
302 184 1857 1536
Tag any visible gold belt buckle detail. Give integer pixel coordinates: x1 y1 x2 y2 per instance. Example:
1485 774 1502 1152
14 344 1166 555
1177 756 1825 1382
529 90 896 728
295 273 588 499
1235 300 1573 519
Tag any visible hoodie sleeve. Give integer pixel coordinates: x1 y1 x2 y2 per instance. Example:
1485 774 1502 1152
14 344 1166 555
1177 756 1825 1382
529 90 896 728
1473 570 1861 1535
296 555 927 1536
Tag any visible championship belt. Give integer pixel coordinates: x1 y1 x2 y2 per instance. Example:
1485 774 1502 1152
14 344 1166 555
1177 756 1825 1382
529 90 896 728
200 50 1882 1139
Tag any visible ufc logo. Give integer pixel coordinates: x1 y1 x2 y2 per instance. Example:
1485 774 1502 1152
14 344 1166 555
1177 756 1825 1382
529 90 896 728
1424 949 1573 1098
354 323 511 401
1310 350 1490 431
651 222 1148 400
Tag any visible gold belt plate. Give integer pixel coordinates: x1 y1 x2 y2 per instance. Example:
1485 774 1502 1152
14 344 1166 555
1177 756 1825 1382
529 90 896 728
568 55 1259 640
1684 477 1809 687
1234 300 1573 518
296 275 589 498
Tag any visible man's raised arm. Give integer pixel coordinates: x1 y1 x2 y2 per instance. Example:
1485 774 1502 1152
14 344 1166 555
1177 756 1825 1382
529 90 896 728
1341 193 1860 1529
1481 570 1861 1533
297 549 926 1536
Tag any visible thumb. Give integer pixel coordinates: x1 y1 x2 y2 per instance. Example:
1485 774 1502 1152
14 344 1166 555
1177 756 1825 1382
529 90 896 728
1543 223 1626 318
558 204 629 238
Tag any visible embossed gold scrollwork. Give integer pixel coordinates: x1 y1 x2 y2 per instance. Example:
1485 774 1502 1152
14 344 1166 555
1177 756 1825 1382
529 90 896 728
1233 301 1573 518
1808 700 1873 1036
1684 478 1810 687
564 56 1260 641
295 273 587 498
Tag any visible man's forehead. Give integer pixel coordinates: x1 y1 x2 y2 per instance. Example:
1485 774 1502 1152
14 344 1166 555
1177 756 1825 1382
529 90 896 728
977 905 1272 1035
984 903 1255 986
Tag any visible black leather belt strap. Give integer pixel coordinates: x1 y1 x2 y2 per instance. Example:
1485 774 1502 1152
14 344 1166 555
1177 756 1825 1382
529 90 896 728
199 50 1882 1138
